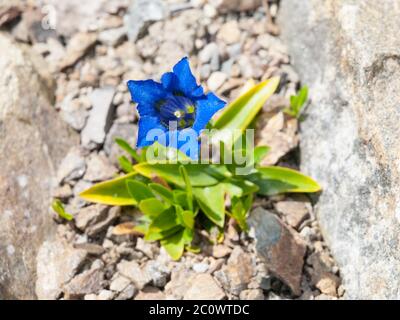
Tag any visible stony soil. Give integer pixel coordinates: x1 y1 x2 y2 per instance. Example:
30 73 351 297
3 0 343 300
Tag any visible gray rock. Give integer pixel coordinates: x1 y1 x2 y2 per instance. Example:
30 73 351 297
60 95 89 131
86 206 120 237
58 32 97 71
143 260 170 288
97 289 115 300
210 0 262 13
135 237 156 259
279 0 400 299
115 284 136 300
83 152 117 182
135 286 165 300
117 260 151 290
124 0 169 42
57 147 87 183
192 262 209 273
198 42 219 68
248 207 306 296
239 289 264 300
74 204 109 231
164 265 195 300
183 274 226 300
0 34 78 299
44 0 110 37
110 275 131 292
98 27 127 47
207 71 227 92
214 246 255 296
63 267 105 299
104 122 138 166
35 239 88 300
81 87 116 149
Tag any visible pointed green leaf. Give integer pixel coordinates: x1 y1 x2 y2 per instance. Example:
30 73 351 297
126 180 154 202
149 183 174 204
139 198 166 217
52 199 73 221
115 138 141 163
212 77 280 132
161 229 185 261
118 156 134 173
179 165 193 211
80 172 137 206
134 163 219 187
193 184 225 228
254 146 270 165
175 205 195 229
253 166 321 195
222 178 259 198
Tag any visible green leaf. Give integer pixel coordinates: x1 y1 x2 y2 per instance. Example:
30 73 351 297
193 184 225 228
230 195 253 231
222 178 259 198
285 85 309 118
212 77 280 132
126 180 154 202
161 229 185 260
80 172 137 206
147 207 179 233
145 142 191 163
149 183 174 204
179 165 193 211
296 86 308 110
175 205 195 229
173 190 189 208
253 166 321 195
139 198 166 217
51 199 73 221
118 156 134 173
254 146 270 165
145 226 182 242
115 138 141 163
134 163 219 187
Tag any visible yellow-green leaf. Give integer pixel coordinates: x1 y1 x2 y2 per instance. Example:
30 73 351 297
79 172 137 206
255 166 321 195
126 180 154 202
161 229 185 260
134 163 219 187
212 77 280 132
52 199 73 221
193 184 225 228
139 198 166 217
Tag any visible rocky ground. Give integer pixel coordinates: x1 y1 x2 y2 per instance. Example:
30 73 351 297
2 0 343 300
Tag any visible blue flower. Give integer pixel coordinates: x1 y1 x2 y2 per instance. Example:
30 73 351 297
127 57 226 159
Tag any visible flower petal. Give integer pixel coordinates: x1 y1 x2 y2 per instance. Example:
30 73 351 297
161 72 179 92
127 80 167 116
192 93 226 134
137 116 167 148
172 57 204 97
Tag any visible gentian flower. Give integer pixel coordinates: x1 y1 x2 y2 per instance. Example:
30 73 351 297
127 57 226 159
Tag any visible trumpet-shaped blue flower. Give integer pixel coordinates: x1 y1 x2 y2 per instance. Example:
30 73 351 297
127 57 226 159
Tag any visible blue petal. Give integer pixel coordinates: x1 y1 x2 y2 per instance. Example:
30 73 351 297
161 72 179 92
172 57 204 98
137 116 167 148
127 80 167 116
192 93 226 134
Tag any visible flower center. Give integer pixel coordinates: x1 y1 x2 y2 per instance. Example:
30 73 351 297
157 95 196 129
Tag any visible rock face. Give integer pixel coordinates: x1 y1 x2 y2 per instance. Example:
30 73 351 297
279 0 400 299
0 33 78 299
